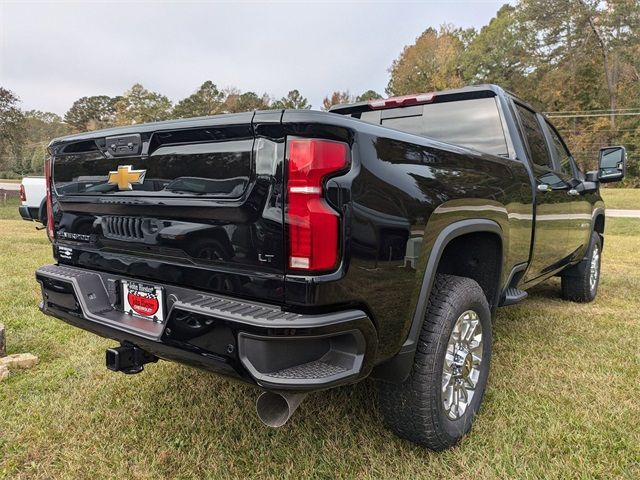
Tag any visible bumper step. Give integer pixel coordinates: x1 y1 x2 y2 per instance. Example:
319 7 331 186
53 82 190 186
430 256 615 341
37 264 164 340
237 331 366 389
173 293 366 329
36 264 370 335
36 264 375 389
269 360 348 380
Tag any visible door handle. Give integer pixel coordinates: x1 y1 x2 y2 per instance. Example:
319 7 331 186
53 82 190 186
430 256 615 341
567 189 580 196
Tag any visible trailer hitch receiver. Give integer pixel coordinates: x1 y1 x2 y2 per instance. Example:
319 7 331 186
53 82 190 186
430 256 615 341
106 343 158 374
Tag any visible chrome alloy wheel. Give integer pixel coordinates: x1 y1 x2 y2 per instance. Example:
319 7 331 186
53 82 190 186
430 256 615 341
590 244 600 291
442 310 483 420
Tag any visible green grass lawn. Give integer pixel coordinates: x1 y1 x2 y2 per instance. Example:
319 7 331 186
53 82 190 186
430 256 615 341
0 198 22 221
0 204 639 478
0 178 22 183
600 187 640 210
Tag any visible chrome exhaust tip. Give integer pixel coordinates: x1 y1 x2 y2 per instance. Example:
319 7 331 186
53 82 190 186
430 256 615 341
256 391 307 428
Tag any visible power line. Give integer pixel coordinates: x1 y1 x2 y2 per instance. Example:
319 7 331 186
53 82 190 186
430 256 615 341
563 134 640 137
563 136 640 140
546 112 640 119
544 108 640 114
557 129 639 133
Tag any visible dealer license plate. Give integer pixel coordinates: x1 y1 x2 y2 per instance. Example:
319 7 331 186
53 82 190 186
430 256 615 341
122 280 164 322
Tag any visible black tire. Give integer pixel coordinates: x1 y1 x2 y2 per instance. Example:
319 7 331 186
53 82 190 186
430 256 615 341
377 274 492 450
561 231 602 303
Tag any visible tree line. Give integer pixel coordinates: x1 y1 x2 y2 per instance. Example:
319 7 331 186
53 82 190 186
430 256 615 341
1 0 638 183
385 0 639 182
0 82 382 178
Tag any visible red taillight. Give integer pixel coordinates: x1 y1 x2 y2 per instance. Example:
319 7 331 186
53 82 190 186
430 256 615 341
44 157 54 241
368 92 436 110
286 138 348 272
19 184 26 202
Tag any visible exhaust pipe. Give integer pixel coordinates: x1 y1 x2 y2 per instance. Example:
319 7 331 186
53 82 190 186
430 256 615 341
256 391 308 428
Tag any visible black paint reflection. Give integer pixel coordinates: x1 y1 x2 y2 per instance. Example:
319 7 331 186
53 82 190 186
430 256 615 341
53 136 286 303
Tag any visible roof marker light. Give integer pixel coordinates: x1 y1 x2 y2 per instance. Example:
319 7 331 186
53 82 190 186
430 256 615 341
368 92 436 110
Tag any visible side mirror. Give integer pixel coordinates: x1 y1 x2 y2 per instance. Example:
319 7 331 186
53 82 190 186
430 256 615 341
598 146 626 183
585 171 598 182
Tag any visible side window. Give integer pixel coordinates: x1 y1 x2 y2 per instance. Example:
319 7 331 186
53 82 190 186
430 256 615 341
545 121 573 177
572 158 585 181
515 104 552 168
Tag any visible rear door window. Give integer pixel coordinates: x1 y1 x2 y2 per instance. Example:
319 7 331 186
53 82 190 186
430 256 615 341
515 104 553 169
544 120 573 178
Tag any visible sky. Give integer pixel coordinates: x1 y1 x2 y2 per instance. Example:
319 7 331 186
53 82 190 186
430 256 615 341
0 0 507 115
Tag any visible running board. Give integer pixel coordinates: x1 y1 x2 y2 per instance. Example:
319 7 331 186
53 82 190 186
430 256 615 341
502 287 528 306
499 262 528 307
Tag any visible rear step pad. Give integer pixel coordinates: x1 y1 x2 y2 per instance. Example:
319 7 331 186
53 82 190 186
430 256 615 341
269 360 348 380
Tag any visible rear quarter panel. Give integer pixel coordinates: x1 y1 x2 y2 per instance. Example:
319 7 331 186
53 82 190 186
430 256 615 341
281 112 533 361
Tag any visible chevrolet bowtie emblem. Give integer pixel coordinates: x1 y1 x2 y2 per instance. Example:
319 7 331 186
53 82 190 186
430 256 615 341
107 165 146 190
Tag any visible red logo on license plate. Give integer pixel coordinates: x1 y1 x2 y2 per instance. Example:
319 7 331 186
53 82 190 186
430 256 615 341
127 292 159 316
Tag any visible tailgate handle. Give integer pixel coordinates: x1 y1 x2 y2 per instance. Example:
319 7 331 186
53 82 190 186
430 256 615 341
105 134 142 157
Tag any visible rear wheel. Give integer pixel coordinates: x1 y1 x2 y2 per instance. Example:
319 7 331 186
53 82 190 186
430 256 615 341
561 231 602 303
377 274 492 450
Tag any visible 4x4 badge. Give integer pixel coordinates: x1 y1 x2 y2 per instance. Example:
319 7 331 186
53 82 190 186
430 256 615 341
107 165 146 190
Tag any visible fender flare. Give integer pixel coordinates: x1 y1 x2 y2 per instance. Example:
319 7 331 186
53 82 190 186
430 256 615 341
371 218 503 383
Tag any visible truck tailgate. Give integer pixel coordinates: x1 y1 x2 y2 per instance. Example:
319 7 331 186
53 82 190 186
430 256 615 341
48 112 286 303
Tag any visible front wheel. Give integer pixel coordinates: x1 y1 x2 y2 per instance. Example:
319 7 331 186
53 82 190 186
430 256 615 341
561 231 602 303
376 274 492 450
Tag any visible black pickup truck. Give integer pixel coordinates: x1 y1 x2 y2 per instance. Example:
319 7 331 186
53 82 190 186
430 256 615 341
36 84 626 450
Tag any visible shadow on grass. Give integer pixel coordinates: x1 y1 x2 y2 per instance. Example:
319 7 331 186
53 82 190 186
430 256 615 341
525 278 563 300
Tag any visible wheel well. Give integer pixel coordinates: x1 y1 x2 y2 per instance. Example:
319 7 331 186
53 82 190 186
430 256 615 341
594 214 605 248
436 232 502 311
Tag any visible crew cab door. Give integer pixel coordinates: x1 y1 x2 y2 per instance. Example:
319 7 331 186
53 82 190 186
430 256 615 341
513 103 575 282
540 118 593 261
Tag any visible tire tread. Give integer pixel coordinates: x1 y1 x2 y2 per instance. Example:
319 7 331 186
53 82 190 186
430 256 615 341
377 274 490 450
561 232 601 303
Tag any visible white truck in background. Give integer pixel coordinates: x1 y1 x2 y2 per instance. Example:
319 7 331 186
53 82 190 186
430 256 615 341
19 176 46 224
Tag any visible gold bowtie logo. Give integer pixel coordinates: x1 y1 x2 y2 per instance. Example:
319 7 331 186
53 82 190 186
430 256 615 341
107 165 146 190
